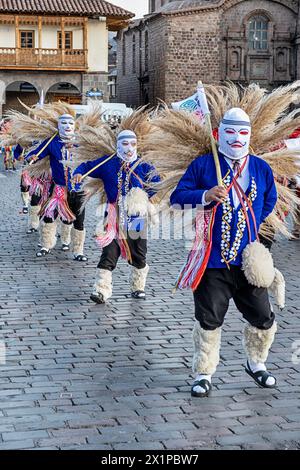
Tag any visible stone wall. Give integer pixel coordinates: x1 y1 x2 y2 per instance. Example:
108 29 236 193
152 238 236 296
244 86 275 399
164 10 221 104
82 72 109 104
0 71 82 117
117 0 300 107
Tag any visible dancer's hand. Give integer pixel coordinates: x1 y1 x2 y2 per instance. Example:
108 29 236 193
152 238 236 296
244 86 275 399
205 186 227 203
73 174 83 185
27 155 38 165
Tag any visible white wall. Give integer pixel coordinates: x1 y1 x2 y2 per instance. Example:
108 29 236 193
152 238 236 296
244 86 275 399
0 20 108 71
42 26 83 49
87 19 108 72
0 24 84 49
0 25 16 47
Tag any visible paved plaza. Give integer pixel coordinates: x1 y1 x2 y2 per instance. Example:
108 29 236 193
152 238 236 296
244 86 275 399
0 168 300 450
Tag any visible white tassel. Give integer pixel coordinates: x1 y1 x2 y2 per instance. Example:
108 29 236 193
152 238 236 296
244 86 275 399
269 268 286 310
242 241 275 288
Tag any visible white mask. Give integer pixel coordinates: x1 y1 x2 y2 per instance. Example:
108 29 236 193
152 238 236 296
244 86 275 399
117 130 138 163
58 114 75 140
218 108 251 160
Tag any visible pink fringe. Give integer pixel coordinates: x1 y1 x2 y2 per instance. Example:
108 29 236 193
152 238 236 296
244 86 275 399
175 210 213 290
21 170 32 188
30 174 53 206
96 203 130 261
96 203 117 249
40 185 75 223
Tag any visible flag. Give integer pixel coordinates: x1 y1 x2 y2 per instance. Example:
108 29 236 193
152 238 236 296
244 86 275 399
171 83 210 122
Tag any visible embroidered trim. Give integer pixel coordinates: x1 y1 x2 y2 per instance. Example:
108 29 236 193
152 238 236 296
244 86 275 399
220 170 233 265
225 177 258 264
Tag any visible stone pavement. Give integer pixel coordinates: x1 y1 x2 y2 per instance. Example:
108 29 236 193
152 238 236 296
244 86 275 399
0 167 300 451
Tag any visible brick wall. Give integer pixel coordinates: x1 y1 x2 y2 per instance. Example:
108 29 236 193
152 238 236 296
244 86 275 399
82 72 109 104
117 0 300 107
165 10 221 104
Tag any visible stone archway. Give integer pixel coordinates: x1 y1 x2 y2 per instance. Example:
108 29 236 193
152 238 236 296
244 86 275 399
2 81 40 116
46 82 82 105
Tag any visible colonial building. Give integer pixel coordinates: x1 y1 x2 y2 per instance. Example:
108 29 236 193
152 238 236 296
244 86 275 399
0 0 134 116
117 0 300 107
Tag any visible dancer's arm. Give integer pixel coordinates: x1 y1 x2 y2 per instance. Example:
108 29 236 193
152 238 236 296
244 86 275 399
170 157 226 209
260 165 278 224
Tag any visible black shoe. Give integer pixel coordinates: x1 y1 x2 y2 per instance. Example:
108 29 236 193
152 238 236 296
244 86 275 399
36 248 50 257
61 244 70 252
27 228 38 234
90 293 105 304
23 207 29 214
74 254 88 262
245 361 277 389
191 379 212 398
131 290 146 300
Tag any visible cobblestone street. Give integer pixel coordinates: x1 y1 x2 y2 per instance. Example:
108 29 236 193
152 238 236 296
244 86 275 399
0 168 300 450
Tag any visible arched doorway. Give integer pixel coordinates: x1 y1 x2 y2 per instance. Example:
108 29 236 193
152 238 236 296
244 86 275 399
46 82 82 105
3 81 39 115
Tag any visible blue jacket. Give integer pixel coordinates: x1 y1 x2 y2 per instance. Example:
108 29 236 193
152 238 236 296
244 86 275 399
26 134 80 191
170 153 277 268
13 144 24 160
73 155 160 202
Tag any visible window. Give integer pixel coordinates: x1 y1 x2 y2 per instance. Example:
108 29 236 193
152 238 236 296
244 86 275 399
58 31 73 49
132 34 136 73
249 16 268 51
20 31 34 49
145 31 149 72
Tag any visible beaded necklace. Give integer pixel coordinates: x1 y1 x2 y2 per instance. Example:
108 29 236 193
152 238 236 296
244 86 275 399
117 161 131 229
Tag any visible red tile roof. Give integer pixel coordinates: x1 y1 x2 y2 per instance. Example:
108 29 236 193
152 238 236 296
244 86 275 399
0 0 134 18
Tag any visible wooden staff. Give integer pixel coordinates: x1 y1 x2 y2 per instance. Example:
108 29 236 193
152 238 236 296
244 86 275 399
198 81 223 186
80 153 116 181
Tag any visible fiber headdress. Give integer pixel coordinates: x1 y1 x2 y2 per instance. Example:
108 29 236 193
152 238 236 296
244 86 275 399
143 82 300 239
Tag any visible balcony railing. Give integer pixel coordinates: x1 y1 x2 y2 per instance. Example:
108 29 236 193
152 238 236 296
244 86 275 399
0 48 87 70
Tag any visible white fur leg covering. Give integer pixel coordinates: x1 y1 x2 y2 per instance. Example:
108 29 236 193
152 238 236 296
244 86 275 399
40 222 57 250
29 205 41 230
72 228 85 256
269 268 286 310
242 241 275 288
61 223 72 246
130 264 149 292
21 191 30 207
95 204 107 237
125 188 148 217
93 269 113 301
148 201 159 226
243 322 277 364
192 322 222 375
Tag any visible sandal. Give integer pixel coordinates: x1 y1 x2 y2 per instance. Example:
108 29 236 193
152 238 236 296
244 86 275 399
131 290 146 300
74 254 88 262
245 361 277 389
90 293 105 305
62 244 70 252
191 379 212 398
36 248 50 257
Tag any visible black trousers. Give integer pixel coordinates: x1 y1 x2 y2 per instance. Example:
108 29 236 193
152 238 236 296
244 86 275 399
98 233 147 271
31 194 41 207
20 183 30 193
44 191 85 231
194 266 275 331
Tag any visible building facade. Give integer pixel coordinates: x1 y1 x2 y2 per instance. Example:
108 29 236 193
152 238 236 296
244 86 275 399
117 0 300 107
0 0 134 116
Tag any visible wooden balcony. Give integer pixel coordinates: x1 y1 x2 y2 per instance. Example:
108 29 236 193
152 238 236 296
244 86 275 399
0 47 88 71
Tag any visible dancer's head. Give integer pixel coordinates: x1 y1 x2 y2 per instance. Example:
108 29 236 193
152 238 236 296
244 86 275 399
117 130 137 162
58 114 75 140
218 108 251 160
